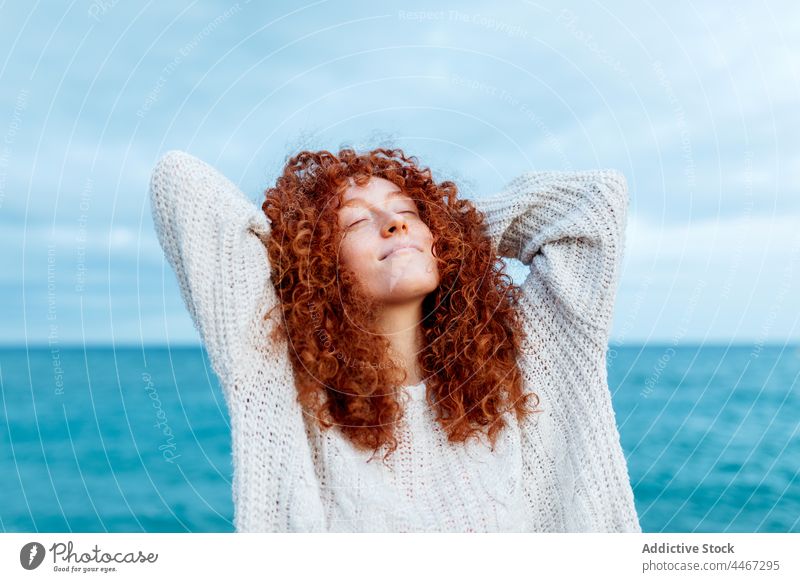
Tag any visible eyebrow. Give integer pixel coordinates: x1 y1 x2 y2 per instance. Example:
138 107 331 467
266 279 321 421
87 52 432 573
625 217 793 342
341 190 409 209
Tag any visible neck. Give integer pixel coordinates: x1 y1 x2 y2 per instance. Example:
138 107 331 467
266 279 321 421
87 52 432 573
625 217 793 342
376 300 425 386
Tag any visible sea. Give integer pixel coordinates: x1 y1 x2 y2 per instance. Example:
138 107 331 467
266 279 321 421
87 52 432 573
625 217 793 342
1 344 798 533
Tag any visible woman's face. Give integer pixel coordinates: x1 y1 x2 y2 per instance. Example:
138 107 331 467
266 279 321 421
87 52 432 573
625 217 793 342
336 176 440 304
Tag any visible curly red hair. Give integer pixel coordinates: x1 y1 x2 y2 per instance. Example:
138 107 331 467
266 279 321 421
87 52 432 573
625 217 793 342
261 146 540 463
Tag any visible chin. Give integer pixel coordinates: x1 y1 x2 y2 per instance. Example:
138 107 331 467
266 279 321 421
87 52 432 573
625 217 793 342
379 276 440 300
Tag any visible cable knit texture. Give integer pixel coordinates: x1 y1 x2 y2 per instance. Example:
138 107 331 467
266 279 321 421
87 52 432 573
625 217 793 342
148 149 641 533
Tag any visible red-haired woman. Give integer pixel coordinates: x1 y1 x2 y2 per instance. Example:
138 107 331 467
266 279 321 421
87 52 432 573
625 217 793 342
149 146 641 533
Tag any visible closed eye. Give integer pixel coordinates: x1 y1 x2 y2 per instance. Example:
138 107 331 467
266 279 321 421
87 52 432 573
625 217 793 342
347 210 418 229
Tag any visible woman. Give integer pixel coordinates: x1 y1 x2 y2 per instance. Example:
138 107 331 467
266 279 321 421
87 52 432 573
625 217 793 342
148 146 641 533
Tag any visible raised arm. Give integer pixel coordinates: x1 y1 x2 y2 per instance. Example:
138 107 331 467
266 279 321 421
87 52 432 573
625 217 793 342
473 170 639 532
473 169 629 340
148 149 273 383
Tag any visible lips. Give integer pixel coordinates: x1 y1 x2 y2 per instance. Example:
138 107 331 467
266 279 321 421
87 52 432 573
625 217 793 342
380 243 423 261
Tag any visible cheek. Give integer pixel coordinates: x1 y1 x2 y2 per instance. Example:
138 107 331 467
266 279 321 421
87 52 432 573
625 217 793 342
338 238 368 273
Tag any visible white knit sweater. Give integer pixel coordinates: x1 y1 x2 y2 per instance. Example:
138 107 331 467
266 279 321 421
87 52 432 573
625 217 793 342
148 150 641 533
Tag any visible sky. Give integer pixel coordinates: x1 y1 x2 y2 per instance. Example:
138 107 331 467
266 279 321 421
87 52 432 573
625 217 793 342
1 0 798 346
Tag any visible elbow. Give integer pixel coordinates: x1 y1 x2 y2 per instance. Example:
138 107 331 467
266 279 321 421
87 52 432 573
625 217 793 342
597 169 629 214
593 170 629 239
148 149 193 214
149 150 192 196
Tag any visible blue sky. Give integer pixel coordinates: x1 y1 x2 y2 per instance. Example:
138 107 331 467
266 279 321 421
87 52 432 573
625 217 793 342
1 0 798 345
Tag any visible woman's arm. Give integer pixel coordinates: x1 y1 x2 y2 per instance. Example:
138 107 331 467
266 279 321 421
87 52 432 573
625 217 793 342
148 149 273 384
150 151 328 531
150 150 325 532
474 169 629 341
473 169 640 532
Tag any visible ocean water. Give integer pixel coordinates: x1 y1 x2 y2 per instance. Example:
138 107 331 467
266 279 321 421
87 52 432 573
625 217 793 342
0 345 798 533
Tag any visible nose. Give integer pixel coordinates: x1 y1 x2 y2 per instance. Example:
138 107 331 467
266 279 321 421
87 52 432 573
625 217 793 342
380 214 409 237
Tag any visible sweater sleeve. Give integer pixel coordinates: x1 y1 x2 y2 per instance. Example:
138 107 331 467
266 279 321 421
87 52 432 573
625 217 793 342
149 150 328 532
148 149 273 387
473 169 629 341
472 170 641 533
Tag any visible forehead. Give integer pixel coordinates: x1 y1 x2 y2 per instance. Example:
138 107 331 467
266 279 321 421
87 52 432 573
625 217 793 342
339 176 408 208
